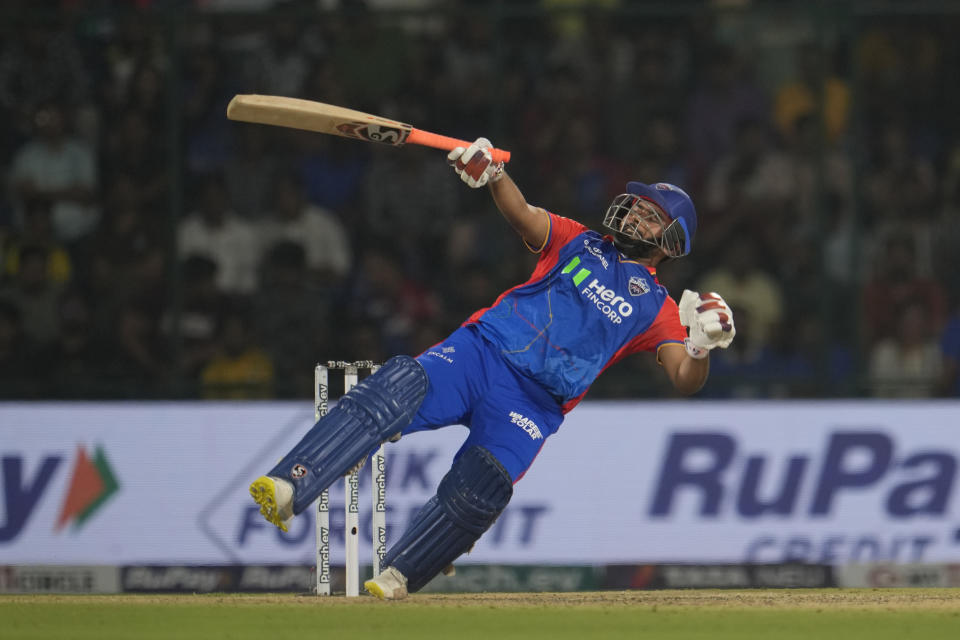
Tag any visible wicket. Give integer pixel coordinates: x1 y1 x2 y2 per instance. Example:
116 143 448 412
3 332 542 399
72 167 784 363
313 360 387 597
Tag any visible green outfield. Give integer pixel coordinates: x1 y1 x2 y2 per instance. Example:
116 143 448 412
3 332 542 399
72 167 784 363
2 590 959 640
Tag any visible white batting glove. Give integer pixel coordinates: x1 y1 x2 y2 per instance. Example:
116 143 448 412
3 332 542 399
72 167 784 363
677 290 736 359
446 137 504 188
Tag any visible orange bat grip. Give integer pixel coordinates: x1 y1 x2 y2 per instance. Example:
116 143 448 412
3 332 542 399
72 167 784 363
407 128 511 164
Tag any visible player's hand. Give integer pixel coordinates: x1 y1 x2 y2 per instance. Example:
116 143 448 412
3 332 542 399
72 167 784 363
446 137 504 188
678 289 736 359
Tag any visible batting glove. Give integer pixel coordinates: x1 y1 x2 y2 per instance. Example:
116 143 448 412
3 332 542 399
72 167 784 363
447 137 504 188
677 289 736 359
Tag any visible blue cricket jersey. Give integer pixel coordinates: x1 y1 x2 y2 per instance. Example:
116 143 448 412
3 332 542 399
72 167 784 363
466 212 686 411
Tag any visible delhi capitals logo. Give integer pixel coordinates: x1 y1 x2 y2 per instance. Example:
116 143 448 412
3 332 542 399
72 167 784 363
628 276 650 296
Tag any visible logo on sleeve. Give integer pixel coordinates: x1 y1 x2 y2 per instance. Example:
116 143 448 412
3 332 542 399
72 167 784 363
628 276 650 296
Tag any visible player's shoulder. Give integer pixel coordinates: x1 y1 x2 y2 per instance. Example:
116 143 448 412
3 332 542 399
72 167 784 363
548 212 591 236
542 212 593 253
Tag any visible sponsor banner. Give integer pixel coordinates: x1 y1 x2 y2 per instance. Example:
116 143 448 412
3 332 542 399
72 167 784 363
603 564 835 590
0 565 119 593
2 401 960 565
122 565 241 593
836 563 960 588
420 565 599 593
119 564 597 594
121 564 329 593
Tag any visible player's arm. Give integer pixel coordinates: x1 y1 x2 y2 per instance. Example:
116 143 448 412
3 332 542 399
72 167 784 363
488 172 549 249
447 138 548 249
660 290 737 395
658 344 710 395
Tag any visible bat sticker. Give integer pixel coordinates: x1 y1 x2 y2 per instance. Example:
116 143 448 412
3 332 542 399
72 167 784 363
335 122 409 145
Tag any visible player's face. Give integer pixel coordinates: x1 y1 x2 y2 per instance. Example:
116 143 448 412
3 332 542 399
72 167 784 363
620 198 669 241
603 192 687 259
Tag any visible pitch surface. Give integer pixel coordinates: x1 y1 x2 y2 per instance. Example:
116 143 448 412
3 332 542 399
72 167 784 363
3 589 959 639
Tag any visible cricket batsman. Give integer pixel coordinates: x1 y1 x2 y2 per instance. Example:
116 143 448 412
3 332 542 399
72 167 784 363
248 138 736 599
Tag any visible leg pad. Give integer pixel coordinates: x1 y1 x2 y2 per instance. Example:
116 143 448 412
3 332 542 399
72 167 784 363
269 355 428 514
384 446 513 593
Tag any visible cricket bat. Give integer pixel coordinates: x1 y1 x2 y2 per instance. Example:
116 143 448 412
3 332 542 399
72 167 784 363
226 94 511 164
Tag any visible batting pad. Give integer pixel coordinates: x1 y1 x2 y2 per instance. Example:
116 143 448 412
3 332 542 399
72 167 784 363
268 355 428 515
384 446 513 592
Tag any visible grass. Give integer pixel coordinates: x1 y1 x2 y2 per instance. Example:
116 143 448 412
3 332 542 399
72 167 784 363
2 590 960 640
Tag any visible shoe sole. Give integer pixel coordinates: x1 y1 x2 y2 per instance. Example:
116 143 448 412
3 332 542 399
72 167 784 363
249 476 289 532
364 578 407 600
364 578 387 600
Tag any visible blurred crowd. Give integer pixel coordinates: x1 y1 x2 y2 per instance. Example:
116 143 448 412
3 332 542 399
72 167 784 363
1 0 959 400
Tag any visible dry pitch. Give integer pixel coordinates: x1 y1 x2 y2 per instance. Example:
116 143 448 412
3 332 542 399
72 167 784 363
3 589 959 639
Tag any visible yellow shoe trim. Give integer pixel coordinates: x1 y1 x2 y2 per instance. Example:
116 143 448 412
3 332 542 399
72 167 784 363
249 476 288 532
364 579 386 600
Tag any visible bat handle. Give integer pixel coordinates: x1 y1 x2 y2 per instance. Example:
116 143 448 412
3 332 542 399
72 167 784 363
407 128 511 164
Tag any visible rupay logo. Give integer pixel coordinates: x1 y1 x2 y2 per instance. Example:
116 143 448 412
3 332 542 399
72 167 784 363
0 444 120 542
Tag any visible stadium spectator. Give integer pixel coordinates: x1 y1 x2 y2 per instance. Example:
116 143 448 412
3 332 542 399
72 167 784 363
2 196 72 286
259 173 352 285
161 254 230 383
860 120 939 277
0 22 89 124
0 299 43 398
89 174 166 311
783 114 854 236
254 240 337 398
101 110 169 214
684 44 768 187
939 299 960 397
114 298 170 397
40 287 116 398
868 300 943 398
361 143 459 275
0 244 64 347
696 232 784 352
223 125 282 220
8 102 99 247
773 43 851 146
0 5 958 401
200 302 275 399
346 243 442 356
178 174 261 295
860 234 947 347
702 117 796 255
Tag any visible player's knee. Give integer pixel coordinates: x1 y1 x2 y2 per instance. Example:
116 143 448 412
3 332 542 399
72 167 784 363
438 446 513 534
341 355 429 439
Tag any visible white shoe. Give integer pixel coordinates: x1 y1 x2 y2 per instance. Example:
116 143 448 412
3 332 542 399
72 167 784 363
249 475 294 532
364 566 408 600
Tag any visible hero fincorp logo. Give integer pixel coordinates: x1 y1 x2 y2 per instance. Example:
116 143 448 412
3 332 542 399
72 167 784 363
560 256 633 323
0 444 120 542
581 279 633 324
648 431 960 563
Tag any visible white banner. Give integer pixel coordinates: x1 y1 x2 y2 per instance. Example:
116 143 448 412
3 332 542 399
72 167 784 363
1 401 959 565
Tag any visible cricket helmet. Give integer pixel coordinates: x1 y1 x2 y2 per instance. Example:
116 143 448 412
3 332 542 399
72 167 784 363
602 181 697 258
